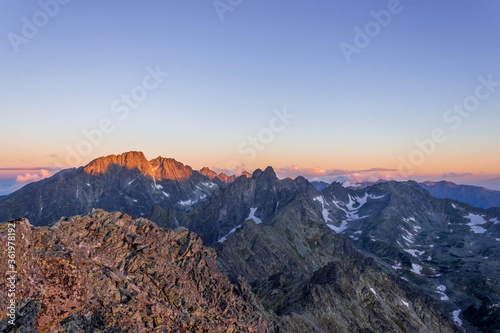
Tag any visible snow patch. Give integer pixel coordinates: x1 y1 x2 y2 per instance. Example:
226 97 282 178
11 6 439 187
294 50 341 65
392 262 402 270
403 217 416 223
410 263 423 275
247 208 263 224
404 249 425 257
218 225 241 243
313 196 332 223
471 226 487 234
162 191 170 198
452 310 462 326
436 285 449 301
369 288 377 296
155 184 163 189
328 221 348 233
402 235 415 243
322 209 332 223
465 213 488 234
179 199 196 206
401 300 409 308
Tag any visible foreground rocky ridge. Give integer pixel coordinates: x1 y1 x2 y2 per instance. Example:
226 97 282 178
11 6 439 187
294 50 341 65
0 210 268 332
0 209 462 333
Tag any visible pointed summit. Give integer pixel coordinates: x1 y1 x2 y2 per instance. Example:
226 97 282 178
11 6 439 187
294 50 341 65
84 151 152 176
251 166 276 181
200 167 218 180
149 157 193 182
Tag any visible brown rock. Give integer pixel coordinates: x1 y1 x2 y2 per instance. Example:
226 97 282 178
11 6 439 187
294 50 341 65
0 210 269 332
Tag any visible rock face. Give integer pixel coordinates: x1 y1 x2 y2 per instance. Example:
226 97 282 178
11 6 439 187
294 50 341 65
0 211 269 332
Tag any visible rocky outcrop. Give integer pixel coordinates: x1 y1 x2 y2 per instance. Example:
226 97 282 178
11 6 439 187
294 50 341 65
199 167 218 180
84 151 154 177
149 157 194 182
84 151 196 183
0 211 269 332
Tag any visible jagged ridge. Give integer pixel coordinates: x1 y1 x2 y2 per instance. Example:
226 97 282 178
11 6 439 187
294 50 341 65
0 210 269 332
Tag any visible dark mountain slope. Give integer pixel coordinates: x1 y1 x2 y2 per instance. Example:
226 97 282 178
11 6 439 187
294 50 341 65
314 180 500 332
0 152 233 226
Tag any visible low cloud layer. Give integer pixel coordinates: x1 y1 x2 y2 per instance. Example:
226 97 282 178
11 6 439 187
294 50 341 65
275 166 398 186
0 168 59 195
442 172 473 178
16 169 52 183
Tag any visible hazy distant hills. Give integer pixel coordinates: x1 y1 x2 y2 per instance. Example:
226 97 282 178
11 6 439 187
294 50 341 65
2 151 500 331
420 181 500 209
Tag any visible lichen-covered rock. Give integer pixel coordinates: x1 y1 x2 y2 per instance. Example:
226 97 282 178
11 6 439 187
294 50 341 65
0 210 269 332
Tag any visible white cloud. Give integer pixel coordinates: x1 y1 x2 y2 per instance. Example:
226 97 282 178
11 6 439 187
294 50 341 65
16 169 52 183
275 166 398 185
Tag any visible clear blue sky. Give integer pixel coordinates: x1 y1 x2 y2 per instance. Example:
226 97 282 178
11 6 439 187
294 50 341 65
1 0 500 193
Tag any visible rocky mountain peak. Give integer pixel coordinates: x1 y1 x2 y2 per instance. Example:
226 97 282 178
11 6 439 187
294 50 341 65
83 151 152 176
83 151 197 183
251 166 277 181
149 156 193 182
242 171 253 178
199 167 218 180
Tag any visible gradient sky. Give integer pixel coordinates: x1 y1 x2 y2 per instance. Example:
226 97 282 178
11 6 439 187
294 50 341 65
1 0 500 194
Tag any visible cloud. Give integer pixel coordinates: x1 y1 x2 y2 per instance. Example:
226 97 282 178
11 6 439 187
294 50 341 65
0 167 60 171
16 169 53 183
442 172 473 178
275 166 398 186
210 162 248 176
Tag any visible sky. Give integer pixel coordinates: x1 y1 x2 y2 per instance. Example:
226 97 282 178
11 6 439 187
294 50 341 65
1 0 499 194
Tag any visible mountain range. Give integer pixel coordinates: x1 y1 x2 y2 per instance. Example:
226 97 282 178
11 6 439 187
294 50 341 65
1 151 499 332
420 181 500 209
